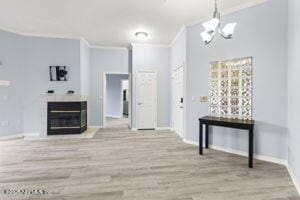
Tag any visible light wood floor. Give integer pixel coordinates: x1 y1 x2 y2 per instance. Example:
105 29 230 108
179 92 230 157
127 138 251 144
0 128 299 200
106 117 130 129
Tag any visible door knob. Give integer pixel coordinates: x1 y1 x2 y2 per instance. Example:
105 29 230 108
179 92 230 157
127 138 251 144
138 103 143 105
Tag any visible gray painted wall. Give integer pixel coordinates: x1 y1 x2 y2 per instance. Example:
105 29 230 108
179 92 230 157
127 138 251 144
0 30 25 136
171 30 186 70
89 48 129 127
106 74 129 118
186 0 288 160
131 45 171 128
80 41 90 96
23 36 81 133
288 0 300 190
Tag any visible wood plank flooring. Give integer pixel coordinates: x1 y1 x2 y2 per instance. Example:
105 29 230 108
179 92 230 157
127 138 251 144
0 127 299 200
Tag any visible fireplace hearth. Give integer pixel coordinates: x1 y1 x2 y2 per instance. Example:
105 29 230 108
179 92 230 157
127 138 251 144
47 101 87 135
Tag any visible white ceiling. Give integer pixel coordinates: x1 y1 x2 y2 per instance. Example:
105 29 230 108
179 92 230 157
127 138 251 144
0 0 266 47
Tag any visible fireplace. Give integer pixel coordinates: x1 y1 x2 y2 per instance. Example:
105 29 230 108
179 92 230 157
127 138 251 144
47 101 87 135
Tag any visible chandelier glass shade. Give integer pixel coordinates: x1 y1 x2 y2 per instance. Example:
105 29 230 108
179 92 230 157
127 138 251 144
200 0 237 45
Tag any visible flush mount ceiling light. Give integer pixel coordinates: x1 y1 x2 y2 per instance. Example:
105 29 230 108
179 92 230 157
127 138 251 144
135 32 148 40
200 0 237 45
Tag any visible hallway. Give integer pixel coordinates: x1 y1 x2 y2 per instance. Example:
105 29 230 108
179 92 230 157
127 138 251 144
106 117 130 130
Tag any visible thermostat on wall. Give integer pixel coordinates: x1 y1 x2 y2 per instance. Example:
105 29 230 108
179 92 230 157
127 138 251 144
0 80 10 86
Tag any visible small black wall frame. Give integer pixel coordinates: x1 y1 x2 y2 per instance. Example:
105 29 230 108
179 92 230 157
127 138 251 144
49 66 68 81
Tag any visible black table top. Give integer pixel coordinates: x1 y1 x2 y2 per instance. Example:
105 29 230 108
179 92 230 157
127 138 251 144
199 116 254 125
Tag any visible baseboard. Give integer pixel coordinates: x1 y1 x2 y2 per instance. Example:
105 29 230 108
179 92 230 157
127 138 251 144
0 133 23 141
287 164 300 195
131 128 138 131
89 126 103 129
155 127 172 131
23 133 40 137
183 139 287 166
106 115 122 119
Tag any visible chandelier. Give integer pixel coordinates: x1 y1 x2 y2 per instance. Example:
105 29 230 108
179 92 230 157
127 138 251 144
200 0 237 45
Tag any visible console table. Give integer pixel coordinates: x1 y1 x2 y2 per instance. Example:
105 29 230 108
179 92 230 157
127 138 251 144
199 116 255 168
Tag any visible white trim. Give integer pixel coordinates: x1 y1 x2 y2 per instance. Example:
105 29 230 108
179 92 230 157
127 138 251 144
121 79 129 119
102 72 131 128
155 127 172 131
1 0 266 49
183 139 287 166
131 128 138 131
106 114 122 119
131 43 170 48
287 165 300 195
23 132 40 137
170 26 186 47
89 126 103 129
80 38 91 48
103 72 107 128
0 133 23 141
0 28 128 50
89 45 128 51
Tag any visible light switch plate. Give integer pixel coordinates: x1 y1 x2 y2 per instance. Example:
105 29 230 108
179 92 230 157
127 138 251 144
0 80 10 86
199 96 208 102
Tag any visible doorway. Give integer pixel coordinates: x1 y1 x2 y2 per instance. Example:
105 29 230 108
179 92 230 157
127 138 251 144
136 71 157 130
103 73 131 129
172 66 184 137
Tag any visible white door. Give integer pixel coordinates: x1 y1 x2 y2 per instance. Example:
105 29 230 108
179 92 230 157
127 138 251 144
137 71 157 129
172 67 184 137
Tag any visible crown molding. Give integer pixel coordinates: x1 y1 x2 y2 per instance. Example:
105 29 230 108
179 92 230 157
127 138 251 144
80 37 91 48
131 43 170 48
89 45 128 51
0 28 128 50
169 25 186 47
1 0 268 50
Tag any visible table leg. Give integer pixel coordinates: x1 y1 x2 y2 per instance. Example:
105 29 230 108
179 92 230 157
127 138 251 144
205 124 209 149
249 126 254 168
199 122 203 155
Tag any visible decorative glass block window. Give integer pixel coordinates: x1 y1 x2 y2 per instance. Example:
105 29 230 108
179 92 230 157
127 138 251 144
209 57 253 120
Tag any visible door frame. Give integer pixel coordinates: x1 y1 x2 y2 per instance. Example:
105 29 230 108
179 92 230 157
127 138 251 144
120 79 129 118
102 72 131 128
136 70 158 130
171 65 186 138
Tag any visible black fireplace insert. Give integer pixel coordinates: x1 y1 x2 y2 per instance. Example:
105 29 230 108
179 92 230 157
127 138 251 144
47 101 87 135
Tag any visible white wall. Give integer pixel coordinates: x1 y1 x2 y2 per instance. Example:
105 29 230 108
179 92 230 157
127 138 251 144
131 44 171 129
106 74 129 118
0 30 25 137
287 0 300 192
89 48 129 127
186 0 288 160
